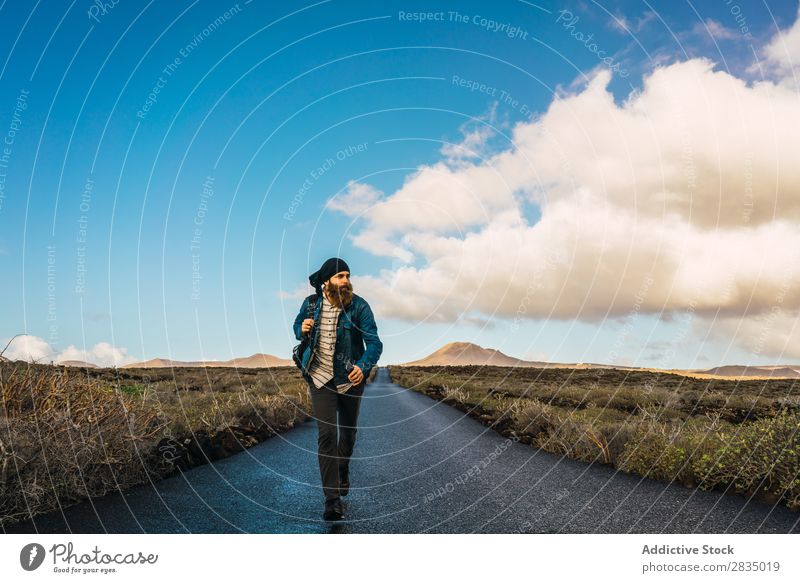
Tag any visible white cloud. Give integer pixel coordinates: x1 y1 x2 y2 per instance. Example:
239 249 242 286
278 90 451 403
325 180 382 217
701 301 800 360
355 157 520 242
609 14 629 34
1 335 138 367
56 342 138 367
609 10 656 34
1 334 54 363
693 18 740 41
440 102 504 163
330 25 800 359
439 125 496 162
762 5 800 79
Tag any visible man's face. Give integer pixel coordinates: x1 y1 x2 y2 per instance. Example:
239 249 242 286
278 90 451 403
325 270 353 307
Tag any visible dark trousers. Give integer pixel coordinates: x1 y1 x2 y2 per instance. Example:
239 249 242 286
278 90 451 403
306 376 365 501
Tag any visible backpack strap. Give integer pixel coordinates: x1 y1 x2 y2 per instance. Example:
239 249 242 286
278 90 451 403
306 294 318 317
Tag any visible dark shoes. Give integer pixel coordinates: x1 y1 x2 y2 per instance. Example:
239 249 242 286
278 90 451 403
339 467 350 497
321 464 350 520
323 497 344 521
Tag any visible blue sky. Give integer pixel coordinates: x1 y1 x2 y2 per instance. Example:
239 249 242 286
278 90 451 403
1 0 799 368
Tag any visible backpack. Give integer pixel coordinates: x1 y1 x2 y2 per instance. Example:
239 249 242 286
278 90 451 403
292 295 318 371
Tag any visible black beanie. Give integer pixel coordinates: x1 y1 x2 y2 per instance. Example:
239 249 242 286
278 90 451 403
309 257 350 295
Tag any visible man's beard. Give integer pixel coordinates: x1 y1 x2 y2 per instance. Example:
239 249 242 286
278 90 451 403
326 281 353 309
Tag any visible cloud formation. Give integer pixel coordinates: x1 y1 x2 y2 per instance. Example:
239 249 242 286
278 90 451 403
325 180 383 218
762 5 800 78
331 13 800 358
1 335 138 367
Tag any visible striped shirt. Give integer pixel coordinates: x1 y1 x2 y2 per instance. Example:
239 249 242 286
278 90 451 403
307 293 354 393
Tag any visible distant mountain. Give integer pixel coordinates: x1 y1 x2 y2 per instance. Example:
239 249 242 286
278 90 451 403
56 360 98 368
224 353 294 368
400 342 531 366
400 342 652 369
400 341 654 369
697 365 800 379
123 358 184 368
398 342 800 379
122 353 293 369
64 342 800 378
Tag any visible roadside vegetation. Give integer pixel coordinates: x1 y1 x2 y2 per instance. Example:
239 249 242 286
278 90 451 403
0 360 333 527
388 365 800 511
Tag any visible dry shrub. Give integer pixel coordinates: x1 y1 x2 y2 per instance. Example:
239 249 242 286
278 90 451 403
618 410 800 506
586 385 644 412
617 421 689 483
442 385 468 404
232 393 308 431
0 362 169 526
534 417 609 463
687 409 800 507
597 420 640 465
161 389 308 435
494 396 527 421
513 399 559 437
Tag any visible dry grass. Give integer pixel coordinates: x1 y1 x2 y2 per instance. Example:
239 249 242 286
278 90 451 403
389 364 800 510
0 361 168 526
0 360 318 527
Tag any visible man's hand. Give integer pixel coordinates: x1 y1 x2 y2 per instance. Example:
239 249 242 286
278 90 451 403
348 364 364 385
301 318 314 335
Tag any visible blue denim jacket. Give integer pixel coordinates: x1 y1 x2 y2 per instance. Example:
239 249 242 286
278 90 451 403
293 292 383 385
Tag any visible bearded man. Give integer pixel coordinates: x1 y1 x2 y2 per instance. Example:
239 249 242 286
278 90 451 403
292 257 383 521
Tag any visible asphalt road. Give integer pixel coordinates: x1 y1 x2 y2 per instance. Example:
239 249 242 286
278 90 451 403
5 368 799 533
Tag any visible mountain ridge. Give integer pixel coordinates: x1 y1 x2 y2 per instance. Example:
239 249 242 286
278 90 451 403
120 353 293 369
398 342 800 379
46 343 800 378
